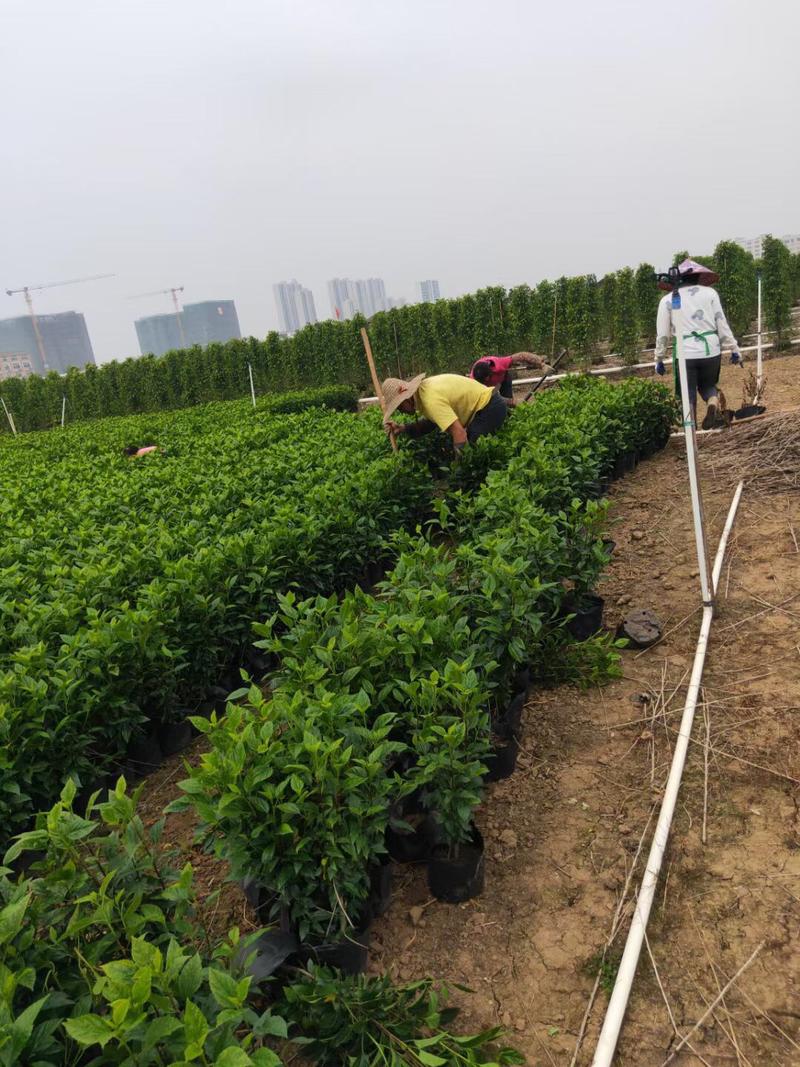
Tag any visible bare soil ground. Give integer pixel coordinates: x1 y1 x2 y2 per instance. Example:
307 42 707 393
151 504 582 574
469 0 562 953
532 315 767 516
140 351 800 1066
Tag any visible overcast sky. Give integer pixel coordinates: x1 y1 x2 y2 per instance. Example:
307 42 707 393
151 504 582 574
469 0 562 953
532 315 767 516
2 0 798 363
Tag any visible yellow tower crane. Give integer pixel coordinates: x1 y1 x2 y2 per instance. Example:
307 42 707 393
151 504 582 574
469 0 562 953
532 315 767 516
5 273 114 372
130 287 187 349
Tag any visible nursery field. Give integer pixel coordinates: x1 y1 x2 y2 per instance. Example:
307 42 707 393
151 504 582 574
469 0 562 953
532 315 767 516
0 370 681 1063
129 354 800 1066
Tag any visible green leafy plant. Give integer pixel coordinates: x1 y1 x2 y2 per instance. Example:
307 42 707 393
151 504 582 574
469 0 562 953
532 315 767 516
173 688 405 942
280 966 524 1067
63 934 286 1066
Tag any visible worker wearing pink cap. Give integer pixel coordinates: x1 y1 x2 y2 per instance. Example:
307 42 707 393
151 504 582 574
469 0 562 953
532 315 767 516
469 352 549 406
655 259 742 429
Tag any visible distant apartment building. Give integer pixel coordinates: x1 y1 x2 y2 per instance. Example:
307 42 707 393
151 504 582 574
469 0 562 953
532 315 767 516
183 301 241 346
0 312 95 375
135 313 184 357
418 279 441 302
135 300 241 356
735 233 800 258
0 352 35 381
327 277 388 320
273 281 317 335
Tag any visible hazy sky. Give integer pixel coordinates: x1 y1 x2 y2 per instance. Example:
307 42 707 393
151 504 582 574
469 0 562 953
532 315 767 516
2 0 798 363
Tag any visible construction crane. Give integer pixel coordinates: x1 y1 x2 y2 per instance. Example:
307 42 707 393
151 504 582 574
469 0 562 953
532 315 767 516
130 287 187 348
5 273 115 373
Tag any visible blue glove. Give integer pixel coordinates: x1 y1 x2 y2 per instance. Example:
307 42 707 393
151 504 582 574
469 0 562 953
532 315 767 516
730 351 741 365
655 361 665 376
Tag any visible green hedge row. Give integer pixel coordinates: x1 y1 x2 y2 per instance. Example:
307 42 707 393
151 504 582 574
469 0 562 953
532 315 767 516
177 378 675 942
0 400 430 833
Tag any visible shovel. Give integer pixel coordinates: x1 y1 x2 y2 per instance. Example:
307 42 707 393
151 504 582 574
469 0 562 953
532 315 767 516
522 348 568 403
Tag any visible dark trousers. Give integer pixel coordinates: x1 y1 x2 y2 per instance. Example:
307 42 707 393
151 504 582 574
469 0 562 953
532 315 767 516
467 389 508 443
674 355 721 409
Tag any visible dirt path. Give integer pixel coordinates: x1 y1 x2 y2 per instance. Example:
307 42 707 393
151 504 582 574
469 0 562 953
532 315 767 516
138 353 800 1066
370 354 800 1065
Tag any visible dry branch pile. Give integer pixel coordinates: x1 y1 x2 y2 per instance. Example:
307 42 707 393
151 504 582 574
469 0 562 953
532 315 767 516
699 409 800 493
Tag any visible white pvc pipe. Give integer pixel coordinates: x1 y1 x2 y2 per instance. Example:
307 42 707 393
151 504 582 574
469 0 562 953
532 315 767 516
711 480 744 593
673 294 713 607
61 395 66 429
1 396 17 436
248 362 257 409
756 273 763 399
591 481 744 1067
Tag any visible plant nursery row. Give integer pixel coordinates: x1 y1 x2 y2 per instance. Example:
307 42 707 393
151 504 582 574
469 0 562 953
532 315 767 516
174 377 675 972
0 387 429 833
0 376 674 1064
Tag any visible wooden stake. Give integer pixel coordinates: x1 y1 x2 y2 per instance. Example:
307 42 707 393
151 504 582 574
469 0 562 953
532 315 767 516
361 327 397 452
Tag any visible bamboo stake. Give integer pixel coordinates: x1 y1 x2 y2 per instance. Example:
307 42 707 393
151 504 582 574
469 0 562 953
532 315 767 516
361 327 397 452
702 691 710 845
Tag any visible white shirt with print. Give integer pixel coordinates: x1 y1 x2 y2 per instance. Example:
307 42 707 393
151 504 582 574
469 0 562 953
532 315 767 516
655 285 739 362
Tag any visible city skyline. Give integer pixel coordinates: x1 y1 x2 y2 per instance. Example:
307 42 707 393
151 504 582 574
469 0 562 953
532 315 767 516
273 280 318 335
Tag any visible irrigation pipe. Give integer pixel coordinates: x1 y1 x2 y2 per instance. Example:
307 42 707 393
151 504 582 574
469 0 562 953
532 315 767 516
591 291 746 1067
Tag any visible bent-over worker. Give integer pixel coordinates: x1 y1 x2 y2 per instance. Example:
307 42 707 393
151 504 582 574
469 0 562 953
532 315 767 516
470 352 549 405
655 258 742 430
382 373 507 454
123 444 159 458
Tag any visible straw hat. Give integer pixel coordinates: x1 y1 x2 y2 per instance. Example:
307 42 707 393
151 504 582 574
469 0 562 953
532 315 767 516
381 374 426 421
658 258 720 291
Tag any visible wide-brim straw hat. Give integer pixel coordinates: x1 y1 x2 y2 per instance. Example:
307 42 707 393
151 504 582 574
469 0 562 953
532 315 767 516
658 258 720 291
381 374 426 421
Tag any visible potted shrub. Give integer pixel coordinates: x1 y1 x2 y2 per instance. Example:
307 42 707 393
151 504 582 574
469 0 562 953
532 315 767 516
172 686 404 974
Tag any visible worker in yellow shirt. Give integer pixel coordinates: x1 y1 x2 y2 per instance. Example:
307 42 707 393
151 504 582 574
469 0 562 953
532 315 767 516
381 372 507 453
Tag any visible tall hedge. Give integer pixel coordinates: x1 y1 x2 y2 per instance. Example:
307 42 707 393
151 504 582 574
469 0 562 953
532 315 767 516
762 234 794 345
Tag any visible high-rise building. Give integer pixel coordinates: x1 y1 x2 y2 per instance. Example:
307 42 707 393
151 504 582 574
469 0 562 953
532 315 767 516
327 277 388 319
0 352 35 381
0 312 95 375
135 313 184 357
135 300 242 356
735 233 800 258
183 301 241 346
418 280 441 303
273 281 317 335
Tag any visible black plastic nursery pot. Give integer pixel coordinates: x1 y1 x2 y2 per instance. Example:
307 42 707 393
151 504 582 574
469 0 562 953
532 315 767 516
427 824 485 904
158 717 194 757
613 450 638 479
124 732 164 780
564 594 605 642
503 691 526 732
512 664 530 696
297 912 372 976
386 816 434 864
368 857 393 919
484 730 520 783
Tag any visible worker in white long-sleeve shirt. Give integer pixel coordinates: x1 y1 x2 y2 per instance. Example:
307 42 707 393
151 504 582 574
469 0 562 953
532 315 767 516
654 258 742 430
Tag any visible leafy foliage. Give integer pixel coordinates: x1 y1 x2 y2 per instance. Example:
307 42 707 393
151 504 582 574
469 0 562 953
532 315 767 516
0 400 430 833
281 966 524 1067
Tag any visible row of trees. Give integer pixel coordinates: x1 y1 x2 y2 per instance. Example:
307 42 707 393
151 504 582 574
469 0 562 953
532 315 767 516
2 241 797 433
